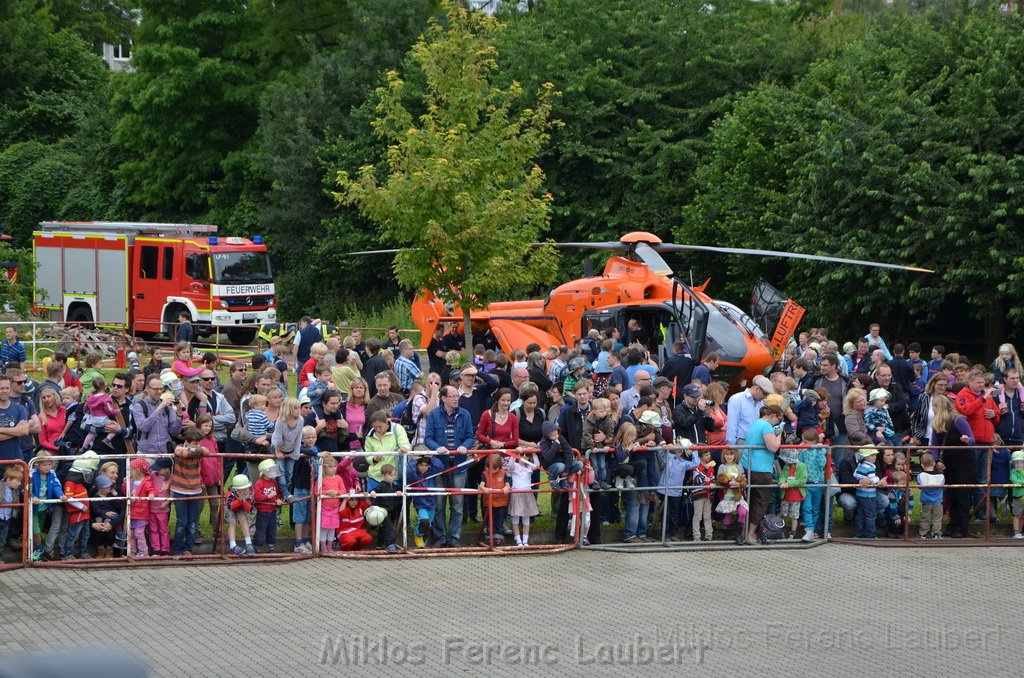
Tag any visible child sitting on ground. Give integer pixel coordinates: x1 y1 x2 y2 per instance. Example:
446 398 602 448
582 397 615 489
337 492 374 551
225 474 256 556
81 376 119 449
777 447 807 539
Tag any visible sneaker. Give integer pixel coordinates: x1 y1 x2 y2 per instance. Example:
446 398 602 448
932 533 942 539
245 545 255 556
549 476 562 489
601 520 610 526
413 534 425 548
624 535 641 543
1014 532 1024 540
231 545 246 555
802 531 817 543
386 544 400 554
614 477 624 490
600 482 612 490
32 546 44 562
418 518 430 536
581 538 590 546
625 478 636 489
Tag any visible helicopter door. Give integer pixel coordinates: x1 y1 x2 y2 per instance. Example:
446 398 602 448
672 278 710 361
750 278 805 357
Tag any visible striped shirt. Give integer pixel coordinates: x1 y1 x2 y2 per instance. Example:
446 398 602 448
170 445 205 495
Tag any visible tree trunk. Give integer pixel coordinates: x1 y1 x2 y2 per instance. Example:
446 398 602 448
463 305 474 367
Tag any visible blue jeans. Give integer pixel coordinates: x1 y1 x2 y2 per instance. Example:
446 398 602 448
854 494 877 538
275 457 295 497
657 493 689 537
432 471 467 545
415 508 436 536
63 521 89 558
547 460 583 487
624 490 650 539
802 486 831 535
631 450 659 491
254 511 277 547
172 492 202 554
836 491 888 525
482 505 508 542
587 451 608 484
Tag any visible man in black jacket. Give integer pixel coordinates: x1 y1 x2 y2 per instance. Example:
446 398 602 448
869 365 910 440
672 383 713 445
660 341 694 407
361 338 390 397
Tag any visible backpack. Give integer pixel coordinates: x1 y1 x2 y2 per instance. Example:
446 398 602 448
396 396 420 439
758 514 786 543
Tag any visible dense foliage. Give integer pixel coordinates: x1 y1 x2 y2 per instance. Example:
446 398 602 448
1 0 1021 348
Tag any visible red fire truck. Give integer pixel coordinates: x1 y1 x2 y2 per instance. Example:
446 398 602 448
33 222 276 345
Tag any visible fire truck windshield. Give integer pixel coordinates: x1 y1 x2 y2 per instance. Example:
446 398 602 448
212 251 273 283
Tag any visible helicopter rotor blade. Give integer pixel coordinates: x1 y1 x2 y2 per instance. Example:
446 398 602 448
651 243 933 273
545 241 629 250
347 248 403 256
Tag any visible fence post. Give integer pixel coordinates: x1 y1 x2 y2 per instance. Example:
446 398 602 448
659 446 669 544
400 452 408 552
984 446 992 541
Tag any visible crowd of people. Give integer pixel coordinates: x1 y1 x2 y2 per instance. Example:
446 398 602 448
1 317 1022 563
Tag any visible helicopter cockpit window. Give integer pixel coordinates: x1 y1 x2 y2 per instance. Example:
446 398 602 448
703 306 749 362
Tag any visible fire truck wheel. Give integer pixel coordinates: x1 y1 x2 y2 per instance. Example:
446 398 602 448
67 306 94 327
227 327 257 346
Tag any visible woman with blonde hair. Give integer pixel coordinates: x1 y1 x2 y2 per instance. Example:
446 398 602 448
992 343 1020 384
930 394 975 537
842 388 869 452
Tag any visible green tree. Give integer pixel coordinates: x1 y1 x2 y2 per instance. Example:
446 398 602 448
113 0 259 215
255 0 435 318
0 0 110 146
336 1 558 359
684 9 1024 348
495 0 845 259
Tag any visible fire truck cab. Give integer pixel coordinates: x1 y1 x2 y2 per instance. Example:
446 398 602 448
33 222 276 345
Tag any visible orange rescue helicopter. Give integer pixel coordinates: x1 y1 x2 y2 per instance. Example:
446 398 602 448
356 232 931 390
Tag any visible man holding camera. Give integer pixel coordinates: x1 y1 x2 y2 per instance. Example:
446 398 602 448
672 383 715 445
132 374 183 455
